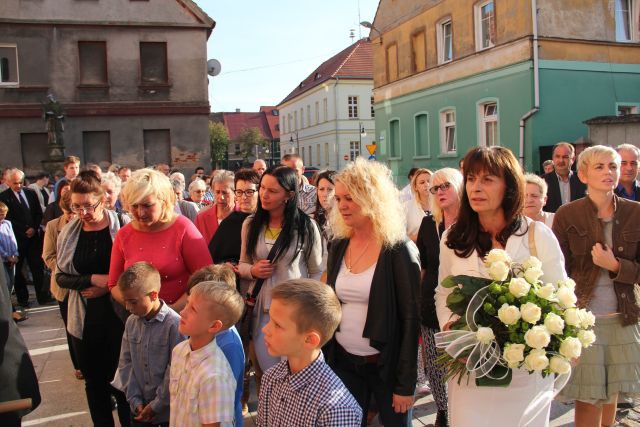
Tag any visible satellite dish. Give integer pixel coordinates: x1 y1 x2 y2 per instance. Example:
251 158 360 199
207 59 221 77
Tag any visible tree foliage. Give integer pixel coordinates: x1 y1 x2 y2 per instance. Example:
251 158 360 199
209 122 229 170
237 127 267 163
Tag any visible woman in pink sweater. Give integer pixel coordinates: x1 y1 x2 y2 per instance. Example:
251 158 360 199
108 169 211 311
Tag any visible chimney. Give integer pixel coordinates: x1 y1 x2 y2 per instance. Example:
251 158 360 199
235 108 241 113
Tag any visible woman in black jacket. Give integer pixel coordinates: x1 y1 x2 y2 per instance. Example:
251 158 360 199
415 167 463 427
325 158 420 427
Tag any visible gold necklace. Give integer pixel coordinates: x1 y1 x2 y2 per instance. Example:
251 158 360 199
346 239 371 272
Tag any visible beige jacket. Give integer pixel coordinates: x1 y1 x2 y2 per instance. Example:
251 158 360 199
42 215 70 302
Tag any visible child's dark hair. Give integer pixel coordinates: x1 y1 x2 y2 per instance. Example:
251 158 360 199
117 262 161 294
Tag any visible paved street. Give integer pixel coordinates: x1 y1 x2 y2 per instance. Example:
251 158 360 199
16 300 640 426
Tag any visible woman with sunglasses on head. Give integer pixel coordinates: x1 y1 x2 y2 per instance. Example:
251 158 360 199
56 170 131 427
108 169 212 313
415 168 464 427
238 165 322 376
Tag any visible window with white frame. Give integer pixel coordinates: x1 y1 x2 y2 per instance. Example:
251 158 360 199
437 19 453 64
288 114 292 133
324 143 329 166
308 145 313 165
349 141 360 161
615 0 636 42
371 96 375 118
316 145 321 166
0 44 19 85
294 111 298 130
307 105 311 127
479 102 499 146
302 146 305 163
414 113 429 157
440 110 456 153
618 104 639 115
348 96 359 119
475 1 495 50
323 98 328 122
315 101 320 124
300 108 304 128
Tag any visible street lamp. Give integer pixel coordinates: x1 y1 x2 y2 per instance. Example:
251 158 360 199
360 21 383 44
289 131 300 154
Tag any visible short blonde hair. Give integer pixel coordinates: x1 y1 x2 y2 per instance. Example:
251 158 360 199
429 168 463 226
577 145 621 174
411 168 433 206
121 168 176 223
117 261 161 294
328 158 406 247
272 279 341 346
524 173 548 198
187 264 236 292
190 281 245 330
0 201 7 214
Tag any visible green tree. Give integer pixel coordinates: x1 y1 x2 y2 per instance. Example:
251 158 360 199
209 122 229 170
237 127 267 164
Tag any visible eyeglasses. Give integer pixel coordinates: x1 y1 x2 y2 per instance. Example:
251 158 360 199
234 189 257 198
429 182 452 194
70 200 101 214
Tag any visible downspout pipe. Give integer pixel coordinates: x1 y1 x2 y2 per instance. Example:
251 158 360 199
519 0 540 168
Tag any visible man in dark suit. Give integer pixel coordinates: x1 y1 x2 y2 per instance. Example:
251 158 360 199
543 142 586 213
0 169 51 306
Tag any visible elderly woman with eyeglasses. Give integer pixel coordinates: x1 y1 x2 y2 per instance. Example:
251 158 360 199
56 170 131 426
195 170 237 245
185 178 208 210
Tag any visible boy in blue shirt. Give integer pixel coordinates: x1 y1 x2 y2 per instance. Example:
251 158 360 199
112 262 184 426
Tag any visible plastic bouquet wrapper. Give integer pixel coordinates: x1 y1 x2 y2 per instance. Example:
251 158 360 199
435 249 596 390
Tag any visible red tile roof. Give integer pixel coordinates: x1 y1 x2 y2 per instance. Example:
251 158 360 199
222 112 273 141
279 39 373 105
259 106 280 140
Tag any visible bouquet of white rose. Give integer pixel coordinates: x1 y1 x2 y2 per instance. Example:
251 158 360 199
435 249 596 388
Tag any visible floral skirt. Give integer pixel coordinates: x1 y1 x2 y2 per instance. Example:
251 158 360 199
559 315 640 405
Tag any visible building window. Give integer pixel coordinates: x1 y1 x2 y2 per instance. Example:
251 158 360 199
288 114 292 133
386 43 399 82
0 44 18 85
78 41 107 85
475 1 496 50
615 0 634 41
83 131 112 167
437 19 453 64
300 108 304 128
294 110 298 130
411 30 427 72
302 146 306 163
315 101 320 124
308 144 313 165
316 145 321 166
479 102 499 147
323 98 328 122
440 110 456 153
143 129 171 166
20 133 48 176
371 96 375 118
618 104 639 115
414 113 429 157
234 143 241 155
348 96 359 119
306 105 311 127
140 42 168 85
389 119 400 158
349 141 360 161
324 143 329 166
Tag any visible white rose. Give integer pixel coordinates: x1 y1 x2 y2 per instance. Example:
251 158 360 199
524 348 549 372
559 337 582 359
564 308 581 327
509 277 531 298
524 325 551 349
476 326 495 345
488 261 510 282
524 268 544 285
549 356 572 375
556 287 577 309
558 278 577 291
578 309 596 328
503 343 525 368
535 283 556 300
577 329 596 348
523 256 543 271
498 304 521 325
544 312 565 335
484 249 511 267
520 302 542 324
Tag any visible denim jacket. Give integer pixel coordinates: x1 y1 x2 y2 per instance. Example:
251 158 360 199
553 195 640 325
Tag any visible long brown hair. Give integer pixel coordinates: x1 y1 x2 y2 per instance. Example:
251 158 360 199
446 147 525 258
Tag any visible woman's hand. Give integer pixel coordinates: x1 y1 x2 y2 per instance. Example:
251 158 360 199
591 243 620 273
81 286 109 299
392 393 414 413
90 274 109 288
250 259 275 279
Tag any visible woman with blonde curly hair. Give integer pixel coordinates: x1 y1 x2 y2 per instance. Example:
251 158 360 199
325 158 421 427
108 168 212 312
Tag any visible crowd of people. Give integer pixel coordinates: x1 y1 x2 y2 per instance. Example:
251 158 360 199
0 141 639 427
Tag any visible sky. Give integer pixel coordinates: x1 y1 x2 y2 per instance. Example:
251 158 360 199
200 0 380 112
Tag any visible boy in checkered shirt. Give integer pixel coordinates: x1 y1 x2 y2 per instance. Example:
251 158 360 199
169 281 244 427
257 279 362 426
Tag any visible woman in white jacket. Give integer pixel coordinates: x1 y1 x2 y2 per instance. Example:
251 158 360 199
435 147 566 427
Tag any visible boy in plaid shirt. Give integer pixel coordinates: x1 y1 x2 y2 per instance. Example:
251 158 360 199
257 279 362 426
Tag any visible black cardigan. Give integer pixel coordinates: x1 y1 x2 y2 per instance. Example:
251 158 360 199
416 214 444 329
325 238 421 396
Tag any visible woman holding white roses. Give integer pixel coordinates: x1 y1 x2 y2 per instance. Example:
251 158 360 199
553 145 640 427
435 146 567 427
